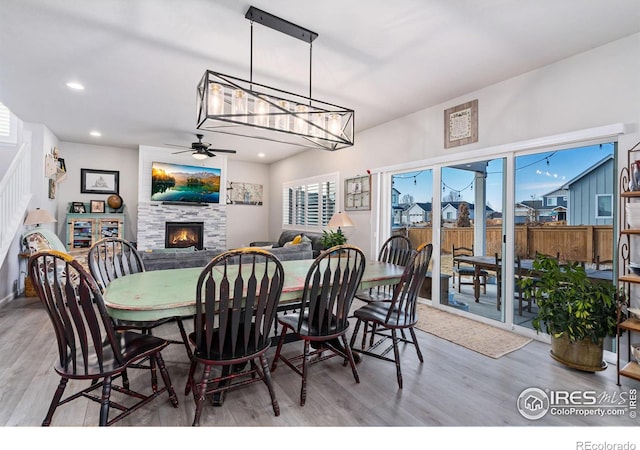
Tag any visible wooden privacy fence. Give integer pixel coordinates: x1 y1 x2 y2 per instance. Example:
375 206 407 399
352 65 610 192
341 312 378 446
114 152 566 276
394 225 613 263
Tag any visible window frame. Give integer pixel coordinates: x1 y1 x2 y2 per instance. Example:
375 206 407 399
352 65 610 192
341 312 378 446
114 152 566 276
595 193 613 219
282 172 339 232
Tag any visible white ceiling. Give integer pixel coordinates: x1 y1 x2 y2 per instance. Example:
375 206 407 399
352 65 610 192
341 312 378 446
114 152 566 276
1 0 639 164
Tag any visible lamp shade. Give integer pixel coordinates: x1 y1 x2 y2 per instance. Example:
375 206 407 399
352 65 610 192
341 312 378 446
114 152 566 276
24 208 57 226
328 211 354 228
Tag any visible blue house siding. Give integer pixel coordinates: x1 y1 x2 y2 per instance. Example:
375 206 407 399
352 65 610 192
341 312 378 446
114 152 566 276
567 158 614 225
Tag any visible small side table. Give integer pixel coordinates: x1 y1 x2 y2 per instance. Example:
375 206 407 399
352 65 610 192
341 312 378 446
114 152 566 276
18 252 37 297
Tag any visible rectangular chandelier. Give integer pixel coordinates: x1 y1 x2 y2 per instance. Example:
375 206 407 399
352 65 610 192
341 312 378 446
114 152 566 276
195 6 355 151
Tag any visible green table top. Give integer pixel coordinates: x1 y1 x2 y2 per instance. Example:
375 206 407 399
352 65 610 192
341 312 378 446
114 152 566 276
104 259 405 321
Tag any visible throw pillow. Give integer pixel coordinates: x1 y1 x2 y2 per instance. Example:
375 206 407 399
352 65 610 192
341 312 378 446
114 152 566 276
300 235 312 244
292 234 302 245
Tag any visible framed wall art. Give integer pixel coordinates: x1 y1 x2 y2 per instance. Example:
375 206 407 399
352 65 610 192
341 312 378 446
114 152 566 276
444 99 478 149
344 175 371 211
81 169 119 194
227 181 263 205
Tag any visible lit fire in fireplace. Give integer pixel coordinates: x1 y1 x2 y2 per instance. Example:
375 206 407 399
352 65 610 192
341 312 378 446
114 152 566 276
165 221 204 249
170 229 197 246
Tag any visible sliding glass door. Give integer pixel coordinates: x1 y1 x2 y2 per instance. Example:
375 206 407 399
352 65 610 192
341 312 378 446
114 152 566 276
513 143 616 335
439 158 506 322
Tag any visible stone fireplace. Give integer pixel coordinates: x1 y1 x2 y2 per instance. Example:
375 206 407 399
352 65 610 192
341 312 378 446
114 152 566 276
137 202 226 251
165 222 204 249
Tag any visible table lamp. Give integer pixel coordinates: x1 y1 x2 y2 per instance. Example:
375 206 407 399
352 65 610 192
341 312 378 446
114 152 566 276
323 211 355 247
24 208 57 227
328 211 354 232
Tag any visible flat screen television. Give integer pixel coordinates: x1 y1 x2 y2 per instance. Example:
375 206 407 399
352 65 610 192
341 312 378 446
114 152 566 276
151 161 221 204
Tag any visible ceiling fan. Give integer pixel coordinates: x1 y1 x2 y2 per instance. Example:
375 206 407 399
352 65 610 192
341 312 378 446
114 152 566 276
166 134 237 159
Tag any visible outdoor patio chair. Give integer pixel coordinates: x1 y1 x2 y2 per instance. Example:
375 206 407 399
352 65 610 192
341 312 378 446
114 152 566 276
452 244 487 294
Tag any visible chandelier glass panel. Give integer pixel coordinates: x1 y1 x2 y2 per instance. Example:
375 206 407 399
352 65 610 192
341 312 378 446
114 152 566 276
196 6 355 151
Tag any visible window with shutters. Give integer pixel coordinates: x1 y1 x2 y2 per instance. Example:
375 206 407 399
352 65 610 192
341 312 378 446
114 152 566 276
282 173 338 230
0 102 17 144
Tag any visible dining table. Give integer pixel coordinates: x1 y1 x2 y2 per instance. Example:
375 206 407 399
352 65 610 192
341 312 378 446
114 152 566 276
103 258 406 403
452 254 614 306
103 258 406 323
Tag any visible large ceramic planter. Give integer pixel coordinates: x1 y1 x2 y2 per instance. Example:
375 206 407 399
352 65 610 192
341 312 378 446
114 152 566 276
550 334 606 372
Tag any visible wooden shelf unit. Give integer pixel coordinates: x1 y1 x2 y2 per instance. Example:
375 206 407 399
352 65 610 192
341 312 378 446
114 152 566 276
616 141 640 385
65 204 125 251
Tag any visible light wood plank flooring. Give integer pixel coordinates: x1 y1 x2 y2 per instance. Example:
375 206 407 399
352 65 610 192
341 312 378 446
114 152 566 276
1 295 639 430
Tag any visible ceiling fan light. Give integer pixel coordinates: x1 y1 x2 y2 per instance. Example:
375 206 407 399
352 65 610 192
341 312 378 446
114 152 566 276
192 152 208 160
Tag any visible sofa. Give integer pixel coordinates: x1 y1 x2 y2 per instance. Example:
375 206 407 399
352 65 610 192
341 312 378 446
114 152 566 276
139 247 224 271
250 230 325 258
140 238 314 271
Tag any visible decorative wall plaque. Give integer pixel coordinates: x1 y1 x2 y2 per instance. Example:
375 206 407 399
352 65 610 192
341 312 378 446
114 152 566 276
444 99 478 148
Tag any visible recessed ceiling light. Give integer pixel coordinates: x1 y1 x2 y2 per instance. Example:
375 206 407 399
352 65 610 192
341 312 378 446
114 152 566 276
258 153 265 158
66 81 85 91
90 131 102 137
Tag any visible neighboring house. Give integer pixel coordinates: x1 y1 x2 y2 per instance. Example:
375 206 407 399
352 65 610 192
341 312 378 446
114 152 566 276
391 187 403 226
441 201 494 222
515 156 614 225
541 188 568 221
561 155 615 225
391 187 400 206
404 202 432 224
515 200 555 223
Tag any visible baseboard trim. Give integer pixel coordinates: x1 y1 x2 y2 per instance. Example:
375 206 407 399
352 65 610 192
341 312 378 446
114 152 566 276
0 291 16 308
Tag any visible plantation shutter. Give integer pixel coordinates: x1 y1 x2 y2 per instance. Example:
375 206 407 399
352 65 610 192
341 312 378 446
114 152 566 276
282 173 339 229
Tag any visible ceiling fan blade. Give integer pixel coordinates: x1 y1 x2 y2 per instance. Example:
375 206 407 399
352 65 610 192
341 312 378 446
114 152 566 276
204 150 216 158
171 150 192 154
165 143 192 149
209 148 237 154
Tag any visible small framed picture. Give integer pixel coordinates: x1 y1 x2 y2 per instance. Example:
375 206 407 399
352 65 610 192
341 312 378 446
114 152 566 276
90 200 105 213
71 202 86 213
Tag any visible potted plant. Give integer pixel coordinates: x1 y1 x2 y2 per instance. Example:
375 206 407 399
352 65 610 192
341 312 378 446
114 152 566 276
320 228 347 248
520 254 624 372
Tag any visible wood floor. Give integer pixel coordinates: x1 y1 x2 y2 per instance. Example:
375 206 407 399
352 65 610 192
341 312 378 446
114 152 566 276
1 294 639 431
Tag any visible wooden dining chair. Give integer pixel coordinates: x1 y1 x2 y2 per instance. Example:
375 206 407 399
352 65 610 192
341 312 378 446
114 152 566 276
349 243 433 388
452 244 487 294
28 250 178 426
185 248 285 425
354 235 414 346
271 245 366 406
88 237 193 360
355 235 413 303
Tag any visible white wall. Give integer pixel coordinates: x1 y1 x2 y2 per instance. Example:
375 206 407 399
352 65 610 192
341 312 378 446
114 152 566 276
225 160 270 248
57 142 138 241
268 33 640 259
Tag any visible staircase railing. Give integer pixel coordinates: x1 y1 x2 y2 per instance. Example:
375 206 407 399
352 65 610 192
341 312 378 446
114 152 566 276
0 142 32 266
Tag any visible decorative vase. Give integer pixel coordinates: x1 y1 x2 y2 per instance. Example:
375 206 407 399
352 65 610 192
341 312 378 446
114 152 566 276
549 334 606 372
631 161 640 191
